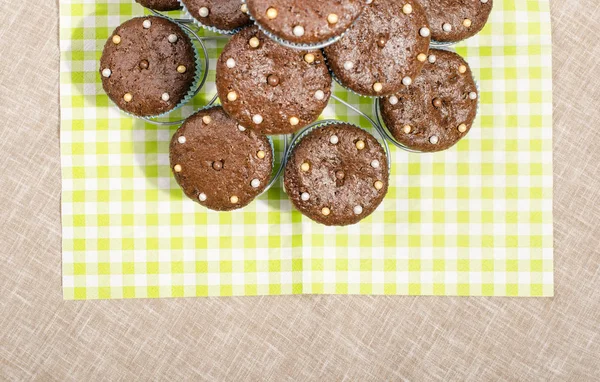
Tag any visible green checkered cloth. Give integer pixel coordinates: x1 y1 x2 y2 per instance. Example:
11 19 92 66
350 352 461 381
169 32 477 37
60 0 553 299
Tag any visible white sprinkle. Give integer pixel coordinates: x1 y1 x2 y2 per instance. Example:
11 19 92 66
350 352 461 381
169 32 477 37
198 193 207 201
315 90 325 100
253 114 263 124
330 135 339 144
469 92 478 100
443 23 452 32
102 68 112 78
402 76 412 86
428 54 437 63
251 179 260 188
293 25 305 37
419 27 430 37
353 205 363 215
481 0 488 3
199 7 209 17
301 192 310 201
343 61 354 70
178 136 186 144
371 160 380 168
226 58 236 68
168 34 178 43
238 125 246 131
143 20 152 29
430 135 439 144
161 93 170 101
389 95 398 105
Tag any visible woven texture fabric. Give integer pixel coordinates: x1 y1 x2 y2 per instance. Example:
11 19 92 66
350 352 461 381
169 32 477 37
59 0 553 299
2 0 600 380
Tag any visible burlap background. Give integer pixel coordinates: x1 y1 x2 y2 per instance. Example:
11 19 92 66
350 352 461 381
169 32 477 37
1 0 599 380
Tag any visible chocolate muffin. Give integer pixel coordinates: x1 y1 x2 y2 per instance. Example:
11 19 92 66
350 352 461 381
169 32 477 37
418 0 493 43
379 49 479 152
136 0 180 11
244 0 365 48
323 0 431 97
284 123 389 226
216 26 332 135
170 106 274 211
100 16 197 117
180 0 251 33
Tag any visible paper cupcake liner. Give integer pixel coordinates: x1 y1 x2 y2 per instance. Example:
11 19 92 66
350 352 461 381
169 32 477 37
240 0 354 50
373 68 481 154
285 120 391 183
178 0 245 35
108 15 206 120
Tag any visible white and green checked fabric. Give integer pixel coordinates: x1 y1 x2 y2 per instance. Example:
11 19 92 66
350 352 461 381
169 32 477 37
60 0 553 299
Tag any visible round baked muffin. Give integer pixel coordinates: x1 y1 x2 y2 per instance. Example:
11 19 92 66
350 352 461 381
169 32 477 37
170 106 274 211
100 16 197 117
180 0 251 33
418 0 493 43
323 0 431 97
284 122 389 226
216 26 332 135
244 0 365 48
379 49 478 152
136 0 180 11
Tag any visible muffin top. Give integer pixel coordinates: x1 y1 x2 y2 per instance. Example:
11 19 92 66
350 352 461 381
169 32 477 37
284 123 389 226
216 26 332 135
418 0 493 43
99 17 197 117
323 0 431 97
245 0 365 46
379 49 479 152
180 0 251 32
170 107 274 211
135 0 181 12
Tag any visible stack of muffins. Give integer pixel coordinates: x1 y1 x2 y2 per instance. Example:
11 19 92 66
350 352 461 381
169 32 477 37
100 0 493 226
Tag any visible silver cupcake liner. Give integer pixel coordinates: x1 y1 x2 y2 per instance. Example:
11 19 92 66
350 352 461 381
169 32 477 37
178 0 245 35
107 16 208 121
240 0 353 50
372 53 481 153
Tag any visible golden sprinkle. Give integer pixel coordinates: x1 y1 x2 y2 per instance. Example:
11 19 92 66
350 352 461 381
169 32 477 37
301 162 310 172
355 140 365 150
227 91 238 101
402 4 413 14
266 7 278 19
240 4 248 13
327 14 339 24
304 53 315 64
230 195 239 204
174 164 182 173
257 150 266 159
112 35 121 44
202 115 212 124
289 117 299 126
458 123 468 133
321 207 331 216
177 65 187 73
417 53 427 62
463 18 472 27
123 93 133 102
459 65 467 74
249 36 260 48
403 125 412 134
373 82 383 92
374 181 384 190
